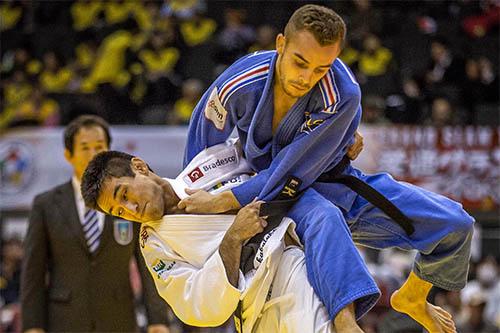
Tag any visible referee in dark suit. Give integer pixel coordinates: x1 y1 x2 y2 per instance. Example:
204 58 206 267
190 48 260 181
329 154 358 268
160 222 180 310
21 115 170 333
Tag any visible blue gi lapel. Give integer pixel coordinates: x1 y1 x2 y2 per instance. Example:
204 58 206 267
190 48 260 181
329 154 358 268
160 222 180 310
244 53 277 170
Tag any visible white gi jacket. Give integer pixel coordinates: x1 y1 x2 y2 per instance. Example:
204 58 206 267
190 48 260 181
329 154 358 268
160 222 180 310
140 140 331 332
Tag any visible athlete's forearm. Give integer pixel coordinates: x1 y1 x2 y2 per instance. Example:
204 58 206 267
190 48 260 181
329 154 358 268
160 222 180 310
219 234 243 288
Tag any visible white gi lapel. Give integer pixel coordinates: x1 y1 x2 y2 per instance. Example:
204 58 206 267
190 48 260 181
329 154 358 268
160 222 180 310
152 214 235 268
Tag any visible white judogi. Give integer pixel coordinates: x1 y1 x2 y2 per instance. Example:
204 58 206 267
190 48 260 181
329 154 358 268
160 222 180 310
140 140 333 332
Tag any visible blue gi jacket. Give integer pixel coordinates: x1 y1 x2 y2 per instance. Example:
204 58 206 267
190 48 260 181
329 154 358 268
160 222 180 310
184 50 361 207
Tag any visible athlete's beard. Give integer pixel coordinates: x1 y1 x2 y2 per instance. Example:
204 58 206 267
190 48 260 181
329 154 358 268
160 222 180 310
276 56 298 99
277 56 310 99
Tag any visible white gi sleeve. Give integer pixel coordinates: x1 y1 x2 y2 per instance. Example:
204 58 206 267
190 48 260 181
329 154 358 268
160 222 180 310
141 231 245 327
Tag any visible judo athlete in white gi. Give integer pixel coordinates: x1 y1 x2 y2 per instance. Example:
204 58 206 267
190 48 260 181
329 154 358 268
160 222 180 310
180 5 474 333
80 142 334 333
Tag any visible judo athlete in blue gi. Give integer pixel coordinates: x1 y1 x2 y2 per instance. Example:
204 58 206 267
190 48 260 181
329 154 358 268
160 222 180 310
179 5 473 333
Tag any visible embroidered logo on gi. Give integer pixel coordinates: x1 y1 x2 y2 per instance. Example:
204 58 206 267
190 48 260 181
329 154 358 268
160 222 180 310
204 88 227 130
187 167 205 183
300 112 325 134
113 219 133 245
210 174 251 192
140 228 149 248
253 228 277 269
201 155 237 172
151 259 176 279
277 176 302 199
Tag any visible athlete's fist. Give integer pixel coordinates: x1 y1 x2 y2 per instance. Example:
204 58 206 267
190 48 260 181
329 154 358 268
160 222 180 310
227 200 267 243
347 130 364 160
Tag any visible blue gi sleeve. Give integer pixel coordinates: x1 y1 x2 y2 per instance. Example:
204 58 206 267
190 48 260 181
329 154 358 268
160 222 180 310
183 82 236 167
231 94 361 205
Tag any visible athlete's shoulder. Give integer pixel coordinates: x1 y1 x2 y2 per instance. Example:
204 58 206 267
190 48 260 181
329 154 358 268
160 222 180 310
331 58 361 97
315 58 361 113
216 51 275 107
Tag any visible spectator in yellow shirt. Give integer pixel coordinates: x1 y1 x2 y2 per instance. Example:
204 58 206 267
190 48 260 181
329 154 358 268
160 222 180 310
0 1 23 32
139 31 180 79
171 78 203 124
139 30 181 106
71 0 103 32
358 33 393 77
3 70 32 108
103 0 134 26
1 86 59 129
81 20 143 92
39 52 73 93
180 10 217 47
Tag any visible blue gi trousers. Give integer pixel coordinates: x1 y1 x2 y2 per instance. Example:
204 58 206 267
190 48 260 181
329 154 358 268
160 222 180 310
301 166 474 321
287 189 381 320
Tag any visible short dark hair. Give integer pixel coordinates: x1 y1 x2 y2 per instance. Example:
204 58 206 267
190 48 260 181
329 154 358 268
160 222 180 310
81 151 135 210
284 4 346 47
64 115 111 154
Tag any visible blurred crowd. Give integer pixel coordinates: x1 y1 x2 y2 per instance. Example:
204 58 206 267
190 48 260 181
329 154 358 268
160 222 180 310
1 0 498 130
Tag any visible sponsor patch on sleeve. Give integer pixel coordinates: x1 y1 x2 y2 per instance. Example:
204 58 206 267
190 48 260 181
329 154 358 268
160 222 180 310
204 87 228 130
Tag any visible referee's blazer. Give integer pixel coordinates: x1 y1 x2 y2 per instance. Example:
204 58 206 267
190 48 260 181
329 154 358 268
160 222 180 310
21 181 168 332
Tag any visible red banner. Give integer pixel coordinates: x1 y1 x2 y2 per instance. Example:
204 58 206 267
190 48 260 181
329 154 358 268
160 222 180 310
357 126 499 211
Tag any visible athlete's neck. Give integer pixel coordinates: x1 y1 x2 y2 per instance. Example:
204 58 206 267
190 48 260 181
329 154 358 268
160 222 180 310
273 69 298 133
160 179 185 214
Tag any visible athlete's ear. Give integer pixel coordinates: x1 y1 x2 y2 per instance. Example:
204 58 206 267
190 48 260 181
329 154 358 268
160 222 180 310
276 33 285 55
130 157 149 175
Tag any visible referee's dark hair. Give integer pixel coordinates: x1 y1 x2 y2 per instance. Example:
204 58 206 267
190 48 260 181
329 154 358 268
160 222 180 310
64 115 111 154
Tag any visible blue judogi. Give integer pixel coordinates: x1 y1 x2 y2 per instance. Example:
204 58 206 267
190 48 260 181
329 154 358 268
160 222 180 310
184 51 474 319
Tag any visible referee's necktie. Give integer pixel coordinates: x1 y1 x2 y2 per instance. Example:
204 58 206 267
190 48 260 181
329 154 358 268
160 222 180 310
83 209 101 253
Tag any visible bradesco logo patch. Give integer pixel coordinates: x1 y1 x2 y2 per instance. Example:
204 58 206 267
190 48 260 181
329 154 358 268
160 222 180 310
187 167 205 183
200 155 237 173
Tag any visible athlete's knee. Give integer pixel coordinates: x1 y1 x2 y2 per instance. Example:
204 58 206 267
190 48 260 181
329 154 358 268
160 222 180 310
450 207 475 236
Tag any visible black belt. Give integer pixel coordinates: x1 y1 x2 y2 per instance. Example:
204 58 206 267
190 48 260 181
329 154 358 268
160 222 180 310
235 194 301 332
317 156 415 236
234 156 415 330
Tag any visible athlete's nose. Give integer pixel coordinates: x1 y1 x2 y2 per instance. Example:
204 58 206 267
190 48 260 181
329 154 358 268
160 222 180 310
124 201 139 214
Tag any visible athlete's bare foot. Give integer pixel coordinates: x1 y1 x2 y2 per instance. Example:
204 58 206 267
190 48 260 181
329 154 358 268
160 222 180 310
333 303 364 333
390 272 457 333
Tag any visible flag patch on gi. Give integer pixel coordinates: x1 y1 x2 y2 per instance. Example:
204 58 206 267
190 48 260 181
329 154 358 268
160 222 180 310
318 69 340 114
113 219 133 245
218 60 270 107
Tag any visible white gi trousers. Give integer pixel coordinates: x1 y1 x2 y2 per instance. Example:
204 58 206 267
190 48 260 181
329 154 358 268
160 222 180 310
253 246 334 333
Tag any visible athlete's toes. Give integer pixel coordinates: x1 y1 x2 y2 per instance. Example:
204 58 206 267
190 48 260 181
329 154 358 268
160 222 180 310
434 306 453 320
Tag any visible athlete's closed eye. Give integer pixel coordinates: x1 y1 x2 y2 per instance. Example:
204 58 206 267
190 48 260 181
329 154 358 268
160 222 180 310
295 60 308 69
